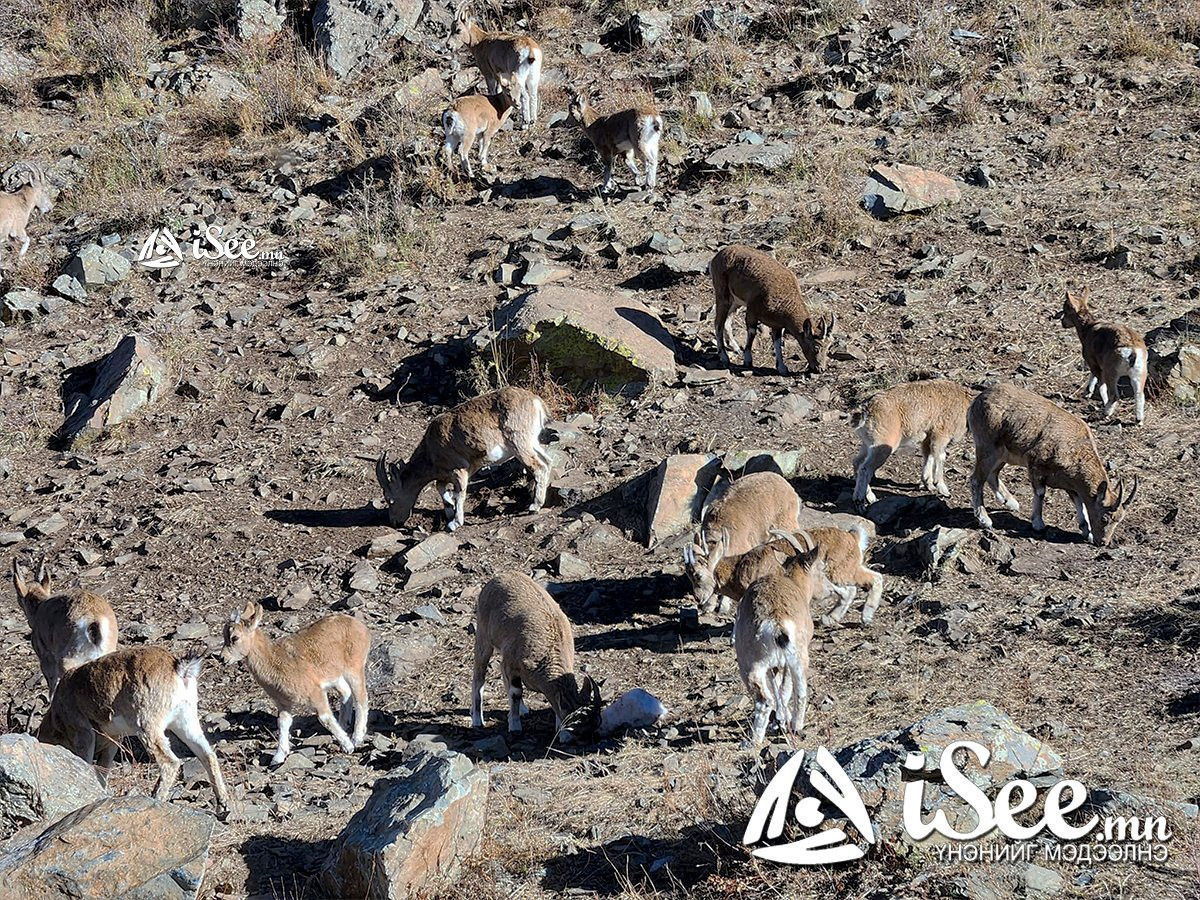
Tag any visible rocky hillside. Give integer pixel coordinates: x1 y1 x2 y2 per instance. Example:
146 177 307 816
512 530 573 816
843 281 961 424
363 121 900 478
1 0 1199 897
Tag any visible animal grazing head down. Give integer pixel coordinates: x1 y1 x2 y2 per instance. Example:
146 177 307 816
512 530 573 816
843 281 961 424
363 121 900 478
222 600 264 664
801 314 836 372
559 674 604 742
375 453 416 527
767 529 821 575
1094 474 1138 547
12 559 52 619
682 527 730 604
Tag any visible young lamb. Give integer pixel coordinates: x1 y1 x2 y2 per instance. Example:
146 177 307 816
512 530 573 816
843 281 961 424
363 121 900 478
568 92 664 195
851 379 976 509
376 387 551 532
735 536 819 747
12 560 117 697
1060 287 1148 425
709 244 836 375
770 527 884 626
222 602 371 766
471 571 601 742
452 7 542 126
969 382 1138 546
0 163 53 264
442 88 515 178
683 471 803 615
38 646 228 812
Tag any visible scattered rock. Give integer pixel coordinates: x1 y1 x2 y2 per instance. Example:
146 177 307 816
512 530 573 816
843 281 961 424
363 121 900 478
1 289 57 324
705 142 797 173
404 532 460 573
862 163 963 217
723 448 804 478
1147 308 1200 402
235 0 285 39
314 0 426 80
319 747 488 898
346 559 379 593
0 795 215 899
63 244 130 289
0 736 107 839
58 334 169 448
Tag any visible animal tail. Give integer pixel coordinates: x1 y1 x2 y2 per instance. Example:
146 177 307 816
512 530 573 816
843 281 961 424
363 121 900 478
442 109 461 136
85 617 108 649
175 646 206 681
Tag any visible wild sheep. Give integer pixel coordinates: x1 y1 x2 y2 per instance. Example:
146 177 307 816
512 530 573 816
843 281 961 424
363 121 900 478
852 379 976 509
452 7 542 126
222 602 370 767
1061 287 1148 425
735 534 818 747
471 571 601 742
376 387 551 532
12 560 117 698
568 92 664 195
0 163 53 264
442 88 515 178
683 471 802 615
771 528 884 626
39 646 228 812
709 244 836 375
969 382 1138 546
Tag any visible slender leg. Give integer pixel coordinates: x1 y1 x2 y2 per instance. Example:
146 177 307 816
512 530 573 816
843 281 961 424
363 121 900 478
1030 468 1047 532
470 641 492 728
461 131 476 178
272 710 294 766
854 444 893 508
1101 364 1120 418
772 328 789 375
990 467 1019 512
789 662 808 734
921 440 937 493
821 584 857 626
860 571 884 625
449 469 468 531
507 672 524 733
170 708 229 811
645 148 658 191
743 312 759 369
933 441 952 496
315 694 355 753
1073 494 1092 542
971 454 994 529
148 730 183 802
744 672 773 747
624 149 641 183
600 157 614 194
1084 372 1099 399
348 671 369 745
1131 352 1147 425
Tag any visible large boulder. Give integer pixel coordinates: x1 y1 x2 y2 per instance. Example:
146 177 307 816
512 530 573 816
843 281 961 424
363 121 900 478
492 285 678 391
0 796 216 899
318 747 488 899
59 334 169 448
0 736 108 839
235 0 285 39
1147 307 1200 402
644 453 721 546
314 0 427 80
705 141 797 173
862 163 963 217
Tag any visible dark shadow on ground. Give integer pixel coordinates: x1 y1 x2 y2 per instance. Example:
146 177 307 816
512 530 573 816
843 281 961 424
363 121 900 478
542 824 738 895
241 834 332 900
264 505 385 529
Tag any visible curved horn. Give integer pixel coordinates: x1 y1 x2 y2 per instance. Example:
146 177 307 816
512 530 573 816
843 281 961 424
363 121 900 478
828 312 838 333
682 543 694 566
768 528 814 552
375 454 391 492
1123 475 1139 507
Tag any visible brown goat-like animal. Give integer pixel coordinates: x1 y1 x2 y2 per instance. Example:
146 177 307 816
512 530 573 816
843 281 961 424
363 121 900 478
0 163 53 264
568 92 664 194
1061 287 1148 425
442 88 516 178
12 560 117 697
452 7 542 126
969 383 1138 546
709 244 836 375
471 572 601 742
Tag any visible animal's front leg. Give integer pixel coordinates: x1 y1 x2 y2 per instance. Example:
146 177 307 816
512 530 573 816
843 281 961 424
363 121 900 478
449 469 469 531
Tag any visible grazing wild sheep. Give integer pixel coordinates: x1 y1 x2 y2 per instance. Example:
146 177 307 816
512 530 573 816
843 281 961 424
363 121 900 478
568 92 664 195
709 244 836 375
376 387 551 532
452 6 542 126
735 533 819 747
12 560 117 698
0 163 53 264
442 88 516 178
683 471 802 614
471 572 601 742
1060 287 1148 425
222 602 370 766
771 528 884 626
39 646 229 812
852 379 976 509
968 382 1138 546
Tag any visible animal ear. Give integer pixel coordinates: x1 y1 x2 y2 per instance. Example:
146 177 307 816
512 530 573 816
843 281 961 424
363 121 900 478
36 560 50 591
1079 286 1090 303
12 560 27 599
802 318 814 336
250 602 264 628
826 313 837 334
239 600 257 625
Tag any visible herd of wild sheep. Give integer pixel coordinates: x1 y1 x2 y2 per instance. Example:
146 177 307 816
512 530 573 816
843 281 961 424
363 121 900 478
1 7 1149 819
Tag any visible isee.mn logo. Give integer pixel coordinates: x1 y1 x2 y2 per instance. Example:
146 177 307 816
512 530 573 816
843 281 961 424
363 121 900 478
137 224 284 270
744 740 1172 866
